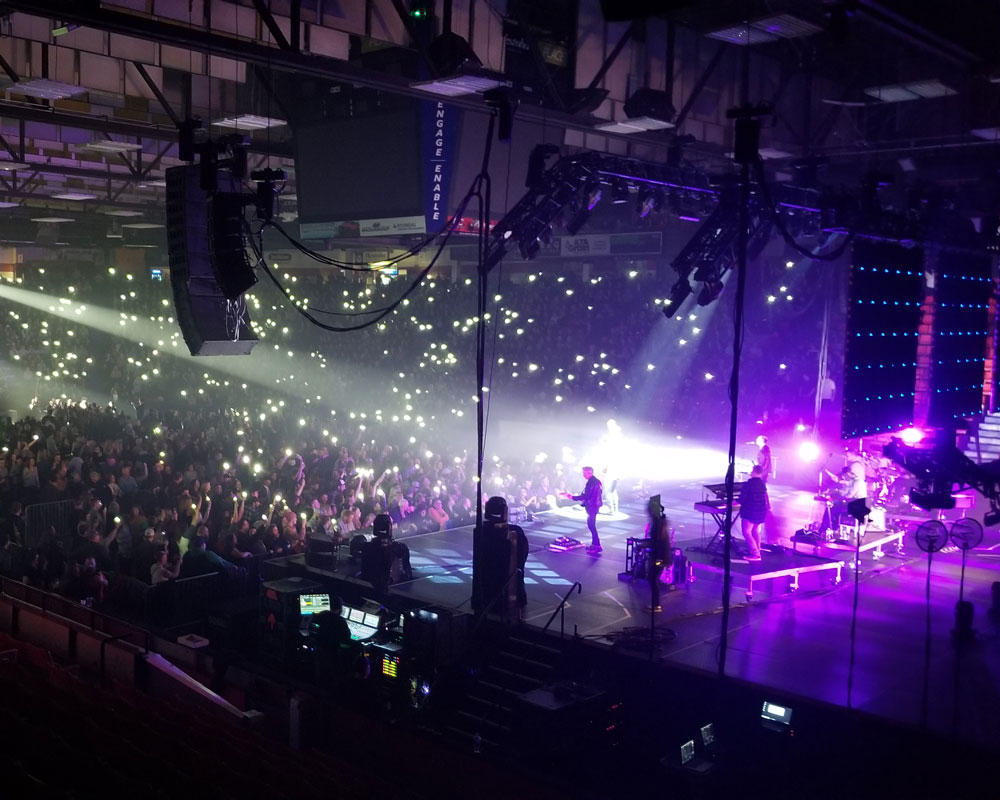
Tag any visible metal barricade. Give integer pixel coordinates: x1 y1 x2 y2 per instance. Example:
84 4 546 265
23 499 75 549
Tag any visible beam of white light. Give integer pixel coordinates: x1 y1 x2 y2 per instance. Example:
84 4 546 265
0 281 449 417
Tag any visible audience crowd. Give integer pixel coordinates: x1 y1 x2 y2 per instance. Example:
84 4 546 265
0 245 832 604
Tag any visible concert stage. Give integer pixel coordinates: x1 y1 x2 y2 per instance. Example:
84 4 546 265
377 479 1000 748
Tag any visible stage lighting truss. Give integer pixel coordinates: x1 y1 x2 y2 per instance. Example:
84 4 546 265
484 149 717 271
668 187 771 312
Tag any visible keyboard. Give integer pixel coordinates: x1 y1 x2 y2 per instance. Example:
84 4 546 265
694 500 741 514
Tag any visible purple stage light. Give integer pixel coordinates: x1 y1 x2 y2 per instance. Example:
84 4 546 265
900 427 924 445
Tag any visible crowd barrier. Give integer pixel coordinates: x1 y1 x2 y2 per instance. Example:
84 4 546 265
23 498 75 549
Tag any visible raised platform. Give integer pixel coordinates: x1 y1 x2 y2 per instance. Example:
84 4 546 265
685 547 845 599
791 528 906 563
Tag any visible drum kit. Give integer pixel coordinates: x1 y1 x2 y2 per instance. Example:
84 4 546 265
808 450 916 537
863 452 917 511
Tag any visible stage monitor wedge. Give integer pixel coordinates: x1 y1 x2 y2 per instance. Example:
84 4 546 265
166 165 258 356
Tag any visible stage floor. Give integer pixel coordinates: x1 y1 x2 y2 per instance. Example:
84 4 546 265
383 479 1000 747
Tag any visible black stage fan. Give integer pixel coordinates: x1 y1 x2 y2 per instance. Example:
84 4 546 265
913 519 949 728
949 518 983 644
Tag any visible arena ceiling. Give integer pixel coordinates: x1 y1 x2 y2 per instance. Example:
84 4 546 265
0 0 995 253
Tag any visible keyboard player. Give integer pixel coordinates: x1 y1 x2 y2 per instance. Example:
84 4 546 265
739 465 769 561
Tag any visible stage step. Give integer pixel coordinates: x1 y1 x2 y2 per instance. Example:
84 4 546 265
437 625 570 758
456 709 510 734
963 414 1000 463
443 725 500 753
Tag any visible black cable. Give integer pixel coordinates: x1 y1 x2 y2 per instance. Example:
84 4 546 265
249 232 442 333
264 216 458 271
752 159 857 262
483 132 514 447
920 550 934 729
248 185 478 327
846 525 863 709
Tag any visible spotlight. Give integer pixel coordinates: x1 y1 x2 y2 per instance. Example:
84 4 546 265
697 279 724 307
638 189 663 219
663 278 692 319
518 237 541 261
900 427 925 445
797 441 821 463
586 183 603 211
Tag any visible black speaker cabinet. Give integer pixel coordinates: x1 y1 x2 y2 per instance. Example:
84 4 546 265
166 165 259 356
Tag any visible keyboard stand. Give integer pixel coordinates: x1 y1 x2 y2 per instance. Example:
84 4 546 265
696 505 740 555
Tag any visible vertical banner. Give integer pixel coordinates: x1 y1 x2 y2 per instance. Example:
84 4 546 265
422 100 458 233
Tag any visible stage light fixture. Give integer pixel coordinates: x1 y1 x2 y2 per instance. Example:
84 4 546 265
565 208 591 237
697 279 725 307
586 182 603 211
611 180 630 204
662 278 692 319
518 237 541 261
900 427 925 445
411 32 505 97
638 189 663 219
797 441 820 463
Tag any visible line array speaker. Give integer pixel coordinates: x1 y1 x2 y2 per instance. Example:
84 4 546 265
166 165 258 356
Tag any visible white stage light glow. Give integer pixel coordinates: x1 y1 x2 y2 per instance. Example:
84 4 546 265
798 441 821 463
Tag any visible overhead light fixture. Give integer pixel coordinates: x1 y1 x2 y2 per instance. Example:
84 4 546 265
30 216 74 223
971 127 1000 140
902 80 957 99
121 222 164 229
706 25 779 46
0 201 19 208
611 179 630 204
0 161 31 171
210 114 287 131
51 192 99 201
707 13 823 46
412 72 505 97
638 189 663 219
863 84 919 103
752 14 823 39
697 278 725 306
102 209 145 217
593 120 648 134
10 78 86 100
82 140 143 154
663 278 693 318
864 80 956 103
411 31 506 97
52 23 80 36
139 179 167 188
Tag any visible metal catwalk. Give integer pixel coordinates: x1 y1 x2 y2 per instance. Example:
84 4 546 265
385 480 1000 747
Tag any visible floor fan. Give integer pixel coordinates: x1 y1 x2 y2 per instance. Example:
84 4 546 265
913 520 949 728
